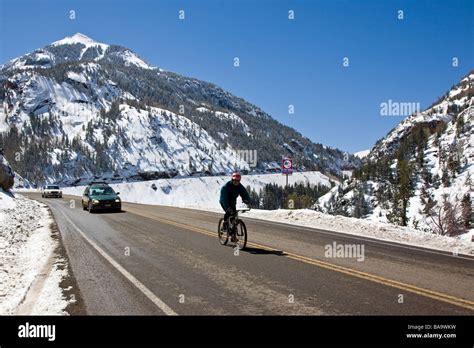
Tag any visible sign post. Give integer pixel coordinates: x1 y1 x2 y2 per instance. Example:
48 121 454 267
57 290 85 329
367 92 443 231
281 157 293 187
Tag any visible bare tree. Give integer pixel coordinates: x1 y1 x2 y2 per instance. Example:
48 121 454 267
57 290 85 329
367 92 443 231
426 194 464 236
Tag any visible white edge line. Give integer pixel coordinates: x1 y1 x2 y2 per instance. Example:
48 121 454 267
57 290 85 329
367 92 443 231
58 209 177 316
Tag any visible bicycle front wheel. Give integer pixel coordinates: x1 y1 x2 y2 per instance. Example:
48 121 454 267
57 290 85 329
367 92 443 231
218 218 228 245
234 220 247 250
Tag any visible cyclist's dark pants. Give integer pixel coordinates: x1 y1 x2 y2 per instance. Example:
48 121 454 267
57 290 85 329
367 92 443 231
220 203 236 226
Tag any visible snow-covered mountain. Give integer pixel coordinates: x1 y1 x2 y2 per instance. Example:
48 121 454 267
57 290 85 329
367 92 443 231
369 72 473 161
0 33 359 185
317 71 473 236
2 33 154 71
354 150 370 159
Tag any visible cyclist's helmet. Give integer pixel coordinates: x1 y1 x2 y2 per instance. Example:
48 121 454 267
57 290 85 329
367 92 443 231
231 172 241 181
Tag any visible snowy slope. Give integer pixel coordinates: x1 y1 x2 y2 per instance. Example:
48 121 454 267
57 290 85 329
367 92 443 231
1 67 249 184
369 71 473 160
317 71 474 236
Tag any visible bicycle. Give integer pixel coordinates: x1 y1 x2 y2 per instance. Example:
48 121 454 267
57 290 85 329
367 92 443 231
218 208 249 250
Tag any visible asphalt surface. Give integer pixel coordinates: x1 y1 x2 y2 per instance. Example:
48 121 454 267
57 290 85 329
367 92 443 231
25 193 474 315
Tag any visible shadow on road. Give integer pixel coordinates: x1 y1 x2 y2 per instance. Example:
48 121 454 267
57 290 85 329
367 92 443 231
242 246 287 256
90 210 126 214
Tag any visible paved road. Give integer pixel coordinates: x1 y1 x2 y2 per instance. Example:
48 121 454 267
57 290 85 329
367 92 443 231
25 193 474 315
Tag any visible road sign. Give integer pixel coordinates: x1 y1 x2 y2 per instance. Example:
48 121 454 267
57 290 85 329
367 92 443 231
282 158 293 175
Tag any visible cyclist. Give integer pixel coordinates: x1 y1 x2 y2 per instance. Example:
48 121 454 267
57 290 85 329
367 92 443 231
219 172 251 241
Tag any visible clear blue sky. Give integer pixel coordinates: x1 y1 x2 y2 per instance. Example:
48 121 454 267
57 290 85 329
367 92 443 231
1 0 472 152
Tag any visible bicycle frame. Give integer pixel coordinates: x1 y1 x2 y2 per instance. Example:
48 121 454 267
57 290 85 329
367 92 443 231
228 208 250 230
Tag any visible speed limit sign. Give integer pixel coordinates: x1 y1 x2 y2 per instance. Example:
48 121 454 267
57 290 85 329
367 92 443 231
282 158 293 175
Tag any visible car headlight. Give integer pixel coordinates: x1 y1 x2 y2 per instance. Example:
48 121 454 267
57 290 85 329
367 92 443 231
92 199 99 204
115 198 121 203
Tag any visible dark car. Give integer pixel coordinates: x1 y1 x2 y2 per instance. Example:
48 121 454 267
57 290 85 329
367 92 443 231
81 183 121 213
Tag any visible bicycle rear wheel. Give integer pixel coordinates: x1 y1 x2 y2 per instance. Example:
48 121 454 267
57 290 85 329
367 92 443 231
234 220 247 250
218 218 229 245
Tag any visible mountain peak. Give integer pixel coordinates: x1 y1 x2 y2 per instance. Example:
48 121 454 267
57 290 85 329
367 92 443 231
71 32 94 40
51 32 101 47
354 149 370 159
1 32 158 71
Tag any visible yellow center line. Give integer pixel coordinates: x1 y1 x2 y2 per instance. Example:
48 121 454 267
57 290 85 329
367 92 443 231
124 205 474 311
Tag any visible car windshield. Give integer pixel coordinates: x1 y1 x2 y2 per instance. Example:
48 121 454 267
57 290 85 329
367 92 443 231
90 187 115 195
47 186 60 190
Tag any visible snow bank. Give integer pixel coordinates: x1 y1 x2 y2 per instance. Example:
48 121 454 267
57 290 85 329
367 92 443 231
0 188 15 212
244 209 473 256
0 190 72 314
62 171 332 209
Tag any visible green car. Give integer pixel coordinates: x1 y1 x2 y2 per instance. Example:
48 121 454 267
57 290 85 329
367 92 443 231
82 183 121 213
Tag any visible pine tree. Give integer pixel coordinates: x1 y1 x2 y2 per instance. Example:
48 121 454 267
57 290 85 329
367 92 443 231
442 170 450 187
420 184 436 215
456 115 465 136
416 144 424 169
388 159 413 226
421 164 432 185
432 173 440 189
447 153 460 178
352 183 370 218
245 185 260 209
461 193 472 229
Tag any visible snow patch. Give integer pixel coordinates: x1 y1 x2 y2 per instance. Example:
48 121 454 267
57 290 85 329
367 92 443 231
196 107 210 113
67 71 87 84
121 50 154 70
0 192 72 314
52 33 99 47
354 150 370 159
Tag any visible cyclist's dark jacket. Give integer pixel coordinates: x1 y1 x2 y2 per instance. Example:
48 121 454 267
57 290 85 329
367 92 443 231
219 181 250 210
